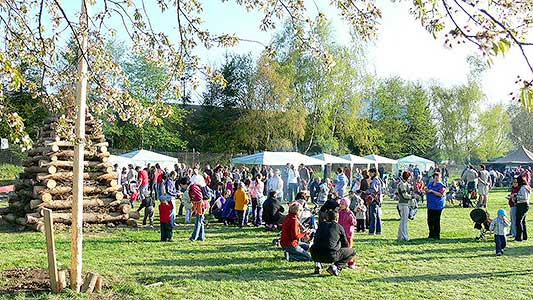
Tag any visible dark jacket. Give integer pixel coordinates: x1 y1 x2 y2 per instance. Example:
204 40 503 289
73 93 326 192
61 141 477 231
262 195 285 224
310 222 348 259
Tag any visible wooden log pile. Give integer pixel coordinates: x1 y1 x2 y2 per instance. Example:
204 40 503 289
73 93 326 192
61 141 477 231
0 114 139 231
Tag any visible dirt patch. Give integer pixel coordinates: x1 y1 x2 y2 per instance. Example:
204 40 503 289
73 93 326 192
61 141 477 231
0 268 50 294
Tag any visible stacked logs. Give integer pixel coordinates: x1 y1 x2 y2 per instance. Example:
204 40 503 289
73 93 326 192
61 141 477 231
0 114 139 231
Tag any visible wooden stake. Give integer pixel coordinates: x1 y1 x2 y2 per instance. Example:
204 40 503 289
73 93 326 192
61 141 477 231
71 0 90 293
43 208 60 293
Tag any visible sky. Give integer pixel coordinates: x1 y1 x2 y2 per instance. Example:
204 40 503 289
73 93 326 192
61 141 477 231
57 0 533 107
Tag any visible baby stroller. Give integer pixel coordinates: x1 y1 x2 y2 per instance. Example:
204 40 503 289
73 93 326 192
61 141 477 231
469 208 492 240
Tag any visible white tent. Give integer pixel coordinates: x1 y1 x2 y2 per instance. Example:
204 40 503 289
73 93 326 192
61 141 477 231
341 154 375 167
119 149 179 169
397 155 435 171
312 153 352 165
231 151 325 166
364 154 398 166
109 154 134 169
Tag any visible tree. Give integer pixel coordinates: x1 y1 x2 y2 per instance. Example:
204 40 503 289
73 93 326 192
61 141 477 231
404 83 438 159
475 105 513 161
507 104 533 150
431 83 483 164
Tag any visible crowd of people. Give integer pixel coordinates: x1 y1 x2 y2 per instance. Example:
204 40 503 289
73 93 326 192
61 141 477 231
115 161 531 276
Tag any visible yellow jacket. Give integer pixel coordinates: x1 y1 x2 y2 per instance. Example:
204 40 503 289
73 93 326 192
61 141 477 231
234 188 249 211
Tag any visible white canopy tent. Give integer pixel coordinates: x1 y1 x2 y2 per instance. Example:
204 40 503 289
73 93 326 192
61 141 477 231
341 154 375 169
119 149 179 169
312 153 352 165
109 154 134 169
397 155 436 171
231 151 326 167
364 154 398 169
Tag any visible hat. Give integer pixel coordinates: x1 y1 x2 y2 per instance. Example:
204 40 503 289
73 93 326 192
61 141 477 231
497 208 506 217
339 197 351 208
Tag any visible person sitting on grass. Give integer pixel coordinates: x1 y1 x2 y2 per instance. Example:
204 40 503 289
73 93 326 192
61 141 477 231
489 208 511 256
280 202 312 262
262 190 285 230
159 198 174 242
310 209 356 276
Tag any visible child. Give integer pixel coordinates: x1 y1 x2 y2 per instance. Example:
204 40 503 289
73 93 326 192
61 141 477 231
338 197 357 268
355 197 367 233
489 208 511 256
159 199 174 242
180 183 193 224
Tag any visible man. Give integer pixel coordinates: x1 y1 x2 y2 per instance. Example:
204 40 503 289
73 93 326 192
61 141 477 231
136 166 153 228
334 168 348 197
462 165 478 194
298 164 310 191
368 168 383 235
281 163 290 201
154 163 164 200
267 169 284 202
413 165 421 181
477 165 492 208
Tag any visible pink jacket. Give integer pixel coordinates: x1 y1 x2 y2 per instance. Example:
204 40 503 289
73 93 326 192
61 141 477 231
338 208 356 239
248 180 264 199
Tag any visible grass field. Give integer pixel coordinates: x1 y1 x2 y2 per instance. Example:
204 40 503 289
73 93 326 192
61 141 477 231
0 190 532 300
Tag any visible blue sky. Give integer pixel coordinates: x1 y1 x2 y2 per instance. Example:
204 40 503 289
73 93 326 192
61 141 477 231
58 0 532 107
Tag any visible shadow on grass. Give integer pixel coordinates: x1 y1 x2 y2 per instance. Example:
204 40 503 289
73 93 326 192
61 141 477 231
364 269 533 283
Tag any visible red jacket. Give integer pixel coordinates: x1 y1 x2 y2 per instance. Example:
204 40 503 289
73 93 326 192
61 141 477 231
189 184 203 203
138 170 149 187
159 201 174 223
280 213 306 248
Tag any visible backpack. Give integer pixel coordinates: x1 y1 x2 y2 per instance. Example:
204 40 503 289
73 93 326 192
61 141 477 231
201 185 212 200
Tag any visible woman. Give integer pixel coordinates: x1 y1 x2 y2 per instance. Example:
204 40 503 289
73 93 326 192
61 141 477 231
310 209 356 276
508 177 520 238
397 171 414 241
248 174 265 226
425 172 446 239
368 168 382 235
262 191 285 230
515 176 531 241
287 164 300 202
279 202 312 261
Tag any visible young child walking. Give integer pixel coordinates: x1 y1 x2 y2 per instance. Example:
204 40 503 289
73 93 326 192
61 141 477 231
355 197 367 233
489 208 511 256
338 197 357 268
159 198 174 242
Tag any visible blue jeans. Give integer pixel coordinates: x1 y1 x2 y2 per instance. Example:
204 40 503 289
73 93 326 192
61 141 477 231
252 198 262 226
288 183 299 202
495 235 506 254
369 202 382 234
282 242 311 261
156 183 163 199
510 206 517 237
190 215 205 241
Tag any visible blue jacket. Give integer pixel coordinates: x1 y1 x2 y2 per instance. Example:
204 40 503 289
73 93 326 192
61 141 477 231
426 181 446 210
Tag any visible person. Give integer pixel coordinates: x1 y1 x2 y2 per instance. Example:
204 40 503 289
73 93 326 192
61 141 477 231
414 175 426 204
262 191 285 230
514 176 531 241
309 177 321 204
179 179 193 224
462 165 478 194
397 171 414 241
287 164 299 202
136 166 149 203
355 197 366 233
189 180 206 241
338 197 357 268
279 202 312 262
317 178 330 205
267 169 284 201
234 182 250 228
508 177 520 238
159 198 174 242
334 168 348 197
310 210 356 276
425 172 446 239
164 171 178 227
489 208 511 256
281 164 290 202
324 163 332 179
211 189 228 221
120 167 129 197
413 165 420 180
299 164 310 191
137 188 154 228
477 164 492 208
367 168 382 235
249 174 265 226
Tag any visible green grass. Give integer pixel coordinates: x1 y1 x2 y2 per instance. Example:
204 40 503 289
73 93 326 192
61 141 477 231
0 190 532 300
0 164 23 186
